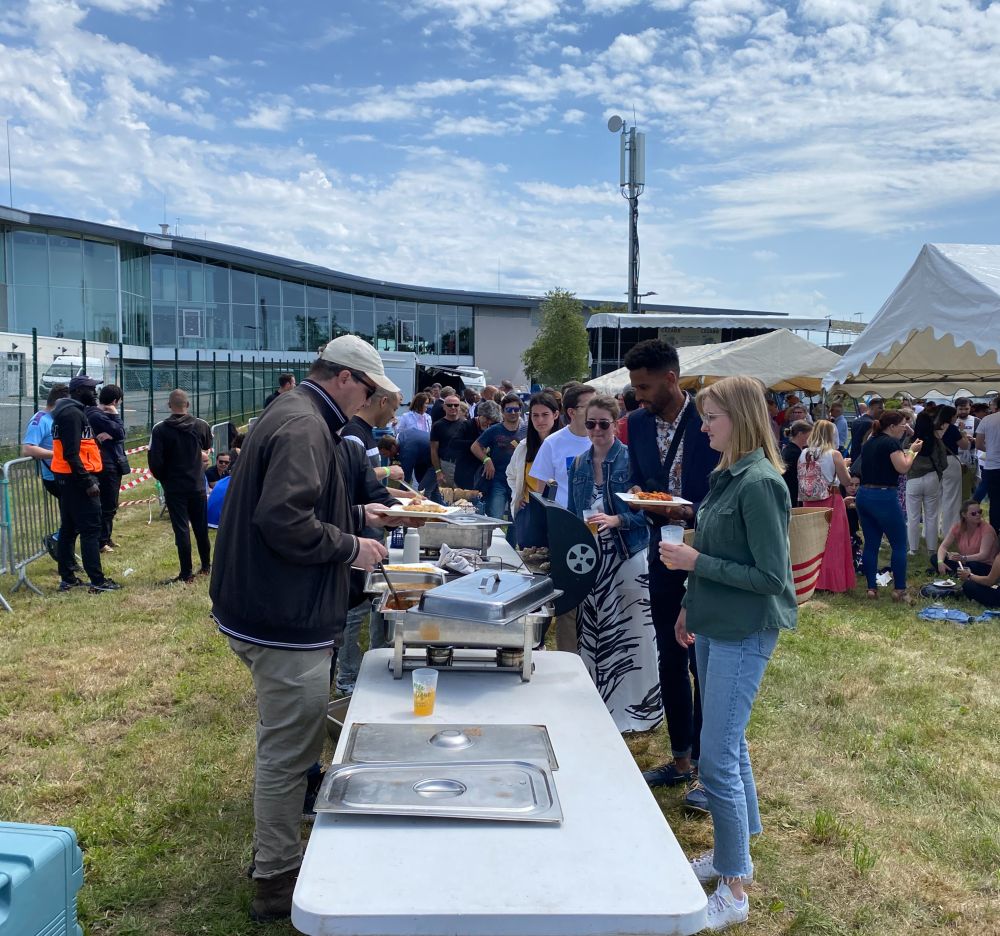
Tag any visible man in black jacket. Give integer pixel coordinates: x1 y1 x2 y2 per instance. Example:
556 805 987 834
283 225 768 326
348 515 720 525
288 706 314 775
210 336 400 924
625 339 718 796
781 420 812 507
50 375 121 593
148 389 213 584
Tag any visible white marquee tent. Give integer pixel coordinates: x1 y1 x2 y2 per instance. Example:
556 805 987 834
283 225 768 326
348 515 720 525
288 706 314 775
589 329 841 395
823 244 1000 396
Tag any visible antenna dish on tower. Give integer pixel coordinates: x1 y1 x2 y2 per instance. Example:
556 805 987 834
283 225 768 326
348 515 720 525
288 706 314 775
607 115 623 133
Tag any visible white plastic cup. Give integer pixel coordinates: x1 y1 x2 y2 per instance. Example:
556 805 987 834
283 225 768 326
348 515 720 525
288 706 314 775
582 509 600 535
660 524 685 546
412 667 439 716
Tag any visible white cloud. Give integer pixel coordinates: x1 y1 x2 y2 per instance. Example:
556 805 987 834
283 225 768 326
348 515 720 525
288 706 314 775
562 108 586 123
235 103 294 131
517 181 616 204
409 0 561 30
602 29 664 68
752 249 778 261
583 0 643 13
80 0 167 15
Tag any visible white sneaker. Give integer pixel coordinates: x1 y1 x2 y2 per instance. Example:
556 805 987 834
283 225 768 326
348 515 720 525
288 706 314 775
689 851 753 885
704 880 749 930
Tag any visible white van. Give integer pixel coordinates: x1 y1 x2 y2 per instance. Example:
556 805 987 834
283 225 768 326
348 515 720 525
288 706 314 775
39 356 107 395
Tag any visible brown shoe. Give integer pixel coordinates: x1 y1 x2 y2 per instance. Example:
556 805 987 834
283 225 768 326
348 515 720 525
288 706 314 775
250 867 297 923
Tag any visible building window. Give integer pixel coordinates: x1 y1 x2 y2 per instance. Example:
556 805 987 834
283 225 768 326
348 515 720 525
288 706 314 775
396 301 416 353
151 252 176 301
258 275 281 351
439 306 457 356
49 235 83 288
375 298 396 351
457 306 473 356
282 280 306 351
306 285 330 352
331 290 351 337
353 294 374 345
417 303 437 355
152 301 177 345
11 229 48 286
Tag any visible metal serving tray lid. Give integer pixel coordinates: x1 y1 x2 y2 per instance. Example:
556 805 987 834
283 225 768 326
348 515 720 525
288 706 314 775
343 723 558 770
417 571 556 624
315 760 562 823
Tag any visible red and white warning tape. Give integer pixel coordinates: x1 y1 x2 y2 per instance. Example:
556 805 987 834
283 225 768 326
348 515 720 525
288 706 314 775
125 444 150 455
119 468 154 492
119 496 158 508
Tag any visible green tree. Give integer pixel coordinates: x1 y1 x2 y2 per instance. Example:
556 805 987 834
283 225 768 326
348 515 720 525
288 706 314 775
521 289 590 386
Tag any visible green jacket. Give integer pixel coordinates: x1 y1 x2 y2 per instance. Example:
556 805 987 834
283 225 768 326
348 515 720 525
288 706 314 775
684 448 798 641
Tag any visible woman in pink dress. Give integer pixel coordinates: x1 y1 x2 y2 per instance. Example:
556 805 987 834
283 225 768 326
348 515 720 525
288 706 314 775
797 420 857 593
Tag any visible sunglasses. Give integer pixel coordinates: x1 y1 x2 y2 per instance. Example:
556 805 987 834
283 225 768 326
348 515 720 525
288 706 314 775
444 402 461 408
585 419 613 430
349 371 377 399
504 406 521 414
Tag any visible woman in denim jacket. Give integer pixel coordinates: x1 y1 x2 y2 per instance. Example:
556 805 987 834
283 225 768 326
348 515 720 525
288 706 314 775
567 394 661 733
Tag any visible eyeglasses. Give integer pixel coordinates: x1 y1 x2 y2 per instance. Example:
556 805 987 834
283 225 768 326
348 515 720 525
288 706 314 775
504 407 521 414
349 371 377 399
444 402 461 408
702 412 727 424
967 510 982 516
585 419 613 430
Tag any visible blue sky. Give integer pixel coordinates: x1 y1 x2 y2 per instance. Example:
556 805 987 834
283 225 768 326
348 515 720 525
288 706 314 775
2 0 1000 322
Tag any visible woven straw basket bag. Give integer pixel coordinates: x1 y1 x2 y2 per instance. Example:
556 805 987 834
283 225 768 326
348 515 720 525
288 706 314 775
682 505 832 605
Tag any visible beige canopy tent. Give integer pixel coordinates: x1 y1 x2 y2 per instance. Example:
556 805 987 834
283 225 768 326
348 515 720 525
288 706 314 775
589 329 841 395
823 244 1000 396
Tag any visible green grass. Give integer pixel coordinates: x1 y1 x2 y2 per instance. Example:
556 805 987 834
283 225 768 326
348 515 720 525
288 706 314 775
1 512 998 934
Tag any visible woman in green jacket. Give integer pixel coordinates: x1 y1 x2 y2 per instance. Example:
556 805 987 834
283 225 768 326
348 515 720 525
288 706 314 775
659 375 797 932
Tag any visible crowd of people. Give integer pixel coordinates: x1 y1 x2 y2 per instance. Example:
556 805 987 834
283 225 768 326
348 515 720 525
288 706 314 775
17 335 999 930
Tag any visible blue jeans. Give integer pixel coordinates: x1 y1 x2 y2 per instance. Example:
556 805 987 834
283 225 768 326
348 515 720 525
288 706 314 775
337 599 384 688
696 628 779 879
483 478 515 545
855 486 908 589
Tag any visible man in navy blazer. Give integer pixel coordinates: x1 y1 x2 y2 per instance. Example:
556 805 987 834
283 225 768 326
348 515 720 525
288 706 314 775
625 339 719 795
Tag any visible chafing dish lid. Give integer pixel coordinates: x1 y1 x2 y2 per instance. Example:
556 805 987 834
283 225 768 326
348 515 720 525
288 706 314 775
417 571 556 624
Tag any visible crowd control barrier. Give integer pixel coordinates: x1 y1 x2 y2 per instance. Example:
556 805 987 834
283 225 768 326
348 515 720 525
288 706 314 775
210 421 231 460
1 457 59 600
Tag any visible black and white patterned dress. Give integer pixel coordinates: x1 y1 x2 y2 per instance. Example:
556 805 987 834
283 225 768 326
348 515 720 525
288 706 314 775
577 483 663 733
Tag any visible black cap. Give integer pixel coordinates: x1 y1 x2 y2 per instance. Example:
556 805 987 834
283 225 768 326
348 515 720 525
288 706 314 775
68 375 99 392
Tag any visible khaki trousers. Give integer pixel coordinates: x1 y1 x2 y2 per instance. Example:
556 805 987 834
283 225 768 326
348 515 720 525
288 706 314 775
230 637 332 879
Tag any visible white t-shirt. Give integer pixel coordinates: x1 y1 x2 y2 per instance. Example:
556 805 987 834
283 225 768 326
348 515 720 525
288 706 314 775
977 411 1000 470
958 414 977 466
528 425 593 508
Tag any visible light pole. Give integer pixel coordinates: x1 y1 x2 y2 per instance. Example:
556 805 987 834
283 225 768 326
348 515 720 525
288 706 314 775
608 115 646 315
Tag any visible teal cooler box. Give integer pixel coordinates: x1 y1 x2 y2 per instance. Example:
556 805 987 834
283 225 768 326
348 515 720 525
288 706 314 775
0 822 84 936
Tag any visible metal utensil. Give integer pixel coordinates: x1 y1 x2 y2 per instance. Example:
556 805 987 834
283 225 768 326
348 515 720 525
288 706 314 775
375 563 400 604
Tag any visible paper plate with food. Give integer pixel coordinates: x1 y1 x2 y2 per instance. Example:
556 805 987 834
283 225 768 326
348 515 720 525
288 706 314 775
377 500 462 520
616 491 693 508
932 579 958 589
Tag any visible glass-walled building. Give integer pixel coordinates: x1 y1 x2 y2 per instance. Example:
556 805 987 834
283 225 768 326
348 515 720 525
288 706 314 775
0 207 481 363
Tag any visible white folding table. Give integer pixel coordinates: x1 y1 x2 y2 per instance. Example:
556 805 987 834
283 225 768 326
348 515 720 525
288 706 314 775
292 647 708 935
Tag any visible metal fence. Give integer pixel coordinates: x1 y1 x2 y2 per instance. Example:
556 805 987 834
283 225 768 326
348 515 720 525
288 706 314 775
0 333 305 456
0 456 58 600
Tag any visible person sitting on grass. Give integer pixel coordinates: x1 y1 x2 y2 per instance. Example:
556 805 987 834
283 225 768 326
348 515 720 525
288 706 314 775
935 500 997 576
957 551 1000 608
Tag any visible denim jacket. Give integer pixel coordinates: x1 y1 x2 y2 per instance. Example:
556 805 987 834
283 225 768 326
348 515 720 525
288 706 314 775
567 439 649 560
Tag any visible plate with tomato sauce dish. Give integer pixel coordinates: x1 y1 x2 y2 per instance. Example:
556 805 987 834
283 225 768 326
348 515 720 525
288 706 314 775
616 492 693 508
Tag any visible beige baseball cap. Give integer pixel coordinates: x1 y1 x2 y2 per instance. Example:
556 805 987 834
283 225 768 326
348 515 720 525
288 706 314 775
319 335 400 393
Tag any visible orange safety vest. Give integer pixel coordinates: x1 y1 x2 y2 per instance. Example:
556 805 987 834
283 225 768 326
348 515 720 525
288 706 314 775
51 425 103 475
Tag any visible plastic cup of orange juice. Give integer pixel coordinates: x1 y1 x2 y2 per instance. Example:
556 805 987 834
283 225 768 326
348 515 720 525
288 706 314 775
412 668 438 716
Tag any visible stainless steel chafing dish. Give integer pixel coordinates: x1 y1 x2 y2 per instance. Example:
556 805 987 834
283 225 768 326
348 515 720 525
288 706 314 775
380 571 560 682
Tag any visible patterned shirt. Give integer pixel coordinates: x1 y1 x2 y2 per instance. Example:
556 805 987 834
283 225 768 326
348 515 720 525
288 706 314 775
654 394 690 495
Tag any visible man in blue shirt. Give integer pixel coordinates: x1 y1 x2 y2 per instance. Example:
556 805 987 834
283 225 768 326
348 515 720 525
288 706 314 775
22 385 71 559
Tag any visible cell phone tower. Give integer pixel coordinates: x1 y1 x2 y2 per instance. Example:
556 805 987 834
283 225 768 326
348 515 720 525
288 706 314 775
608 115 645 315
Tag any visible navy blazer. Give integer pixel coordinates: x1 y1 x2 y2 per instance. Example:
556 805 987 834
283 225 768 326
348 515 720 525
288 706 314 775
625 395 720 526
